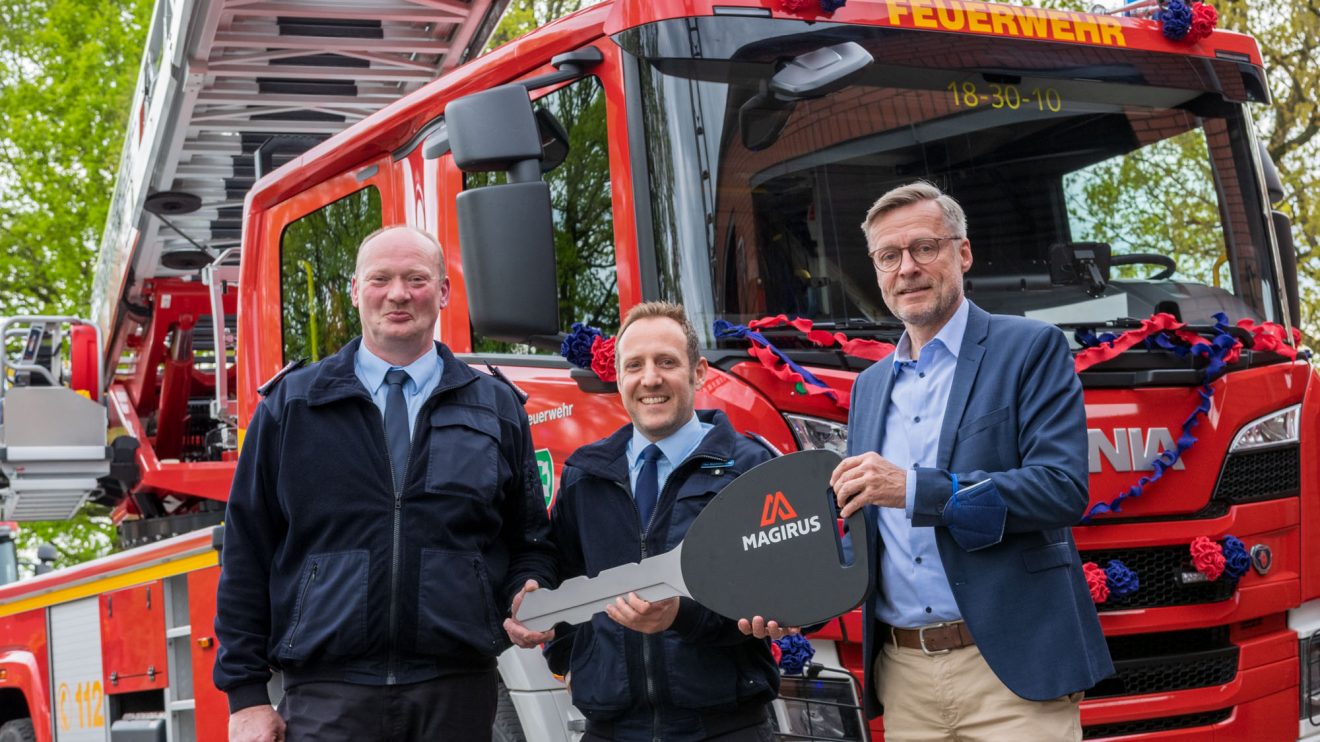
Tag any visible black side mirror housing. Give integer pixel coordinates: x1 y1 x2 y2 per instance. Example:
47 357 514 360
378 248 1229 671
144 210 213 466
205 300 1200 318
448 85 560 344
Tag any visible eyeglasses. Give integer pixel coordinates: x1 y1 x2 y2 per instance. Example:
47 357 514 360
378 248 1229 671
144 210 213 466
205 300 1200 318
868 236 962 273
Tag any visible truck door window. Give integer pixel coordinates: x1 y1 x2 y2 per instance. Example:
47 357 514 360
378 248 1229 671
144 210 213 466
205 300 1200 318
466 76 617 353
279 186 382 363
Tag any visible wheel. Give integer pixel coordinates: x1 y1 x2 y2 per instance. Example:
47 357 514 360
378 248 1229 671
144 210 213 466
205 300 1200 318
0 718 35 742
1110 253 1176 280
492 681 527 742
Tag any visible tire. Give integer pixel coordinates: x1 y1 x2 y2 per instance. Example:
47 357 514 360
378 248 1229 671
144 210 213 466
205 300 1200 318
0 719 35 742
492 681 527 742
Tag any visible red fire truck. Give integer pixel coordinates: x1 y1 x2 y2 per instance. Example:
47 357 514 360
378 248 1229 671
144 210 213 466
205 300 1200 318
1 0 1316 740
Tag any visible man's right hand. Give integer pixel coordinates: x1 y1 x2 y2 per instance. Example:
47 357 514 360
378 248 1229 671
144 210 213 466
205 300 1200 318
831 451 907 517
229 705 285 742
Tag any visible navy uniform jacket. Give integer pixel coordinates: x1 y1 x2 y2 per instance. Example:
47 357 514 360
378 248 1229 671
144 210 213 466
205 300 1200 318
851 301 1113 717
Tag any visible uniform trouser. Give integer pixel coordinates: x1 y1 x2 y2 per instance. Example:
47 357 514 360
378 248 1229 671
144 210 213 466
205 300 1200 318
875 640 1082 742
279 670 498 742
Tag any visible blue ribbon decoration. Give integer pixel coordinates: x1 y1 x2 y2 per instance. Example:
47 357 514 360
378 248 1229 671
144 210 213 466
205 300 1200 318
1221 535 1251 580
1083 314 1240 521
775 634 816 676
1104 560 1140 597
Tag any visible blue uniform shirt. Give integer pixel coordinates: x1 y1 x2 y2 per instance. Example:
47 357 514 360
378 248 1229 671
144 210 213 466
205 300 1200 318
626 414 713 498
874 299 969 629
354 343 443 438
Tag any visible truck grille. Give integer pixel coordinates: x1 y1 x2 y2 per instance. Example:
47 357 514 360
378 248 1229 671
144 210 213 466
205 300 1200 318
1214 445 1300 504
1088 627 1237 699
1082 708 1232 739
1078 546 1236 611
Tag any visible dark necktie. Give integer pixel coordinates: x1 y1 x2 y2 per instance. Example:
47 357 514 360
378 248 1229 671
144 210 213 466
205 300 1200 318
635 444 663 531
384 369 411 493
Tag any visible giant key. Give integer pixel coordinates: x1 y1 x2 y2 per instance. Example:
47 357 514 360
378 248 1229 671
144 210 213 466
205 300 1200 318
516 450 870 631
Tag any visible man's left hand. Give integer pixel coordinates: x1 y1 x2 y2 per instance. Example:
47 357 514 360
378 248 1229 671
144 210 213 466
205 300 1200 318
605 593 679 633
832 451 907 517
504 579 555 648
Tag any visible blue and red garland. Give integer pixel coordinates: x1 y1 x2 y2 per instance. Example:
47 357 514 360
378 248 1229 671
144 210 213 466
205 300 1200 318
714 315 894 410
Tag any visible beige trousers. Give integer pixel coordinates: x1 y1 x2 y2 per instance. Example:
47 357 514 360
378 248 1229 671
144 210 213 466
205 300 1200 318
874 637 1082 742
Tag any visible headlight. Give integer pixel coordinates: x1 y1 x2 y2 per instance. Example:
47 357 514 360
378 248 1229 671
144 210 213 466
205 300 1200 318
783 414 848 456
1229 405 1300 452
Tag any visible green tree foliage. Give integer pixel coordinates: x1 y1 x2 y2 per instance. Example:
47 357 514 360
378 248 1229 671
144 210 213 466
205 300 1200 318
1 0 152 566
279 188 380 362
0 0 153 315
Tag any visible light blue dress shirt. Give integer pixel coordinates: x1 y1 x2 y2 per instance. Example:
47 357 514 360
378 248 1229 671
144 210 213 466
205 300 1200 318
875 299 970 629
354 344 443 439
625 414 713 499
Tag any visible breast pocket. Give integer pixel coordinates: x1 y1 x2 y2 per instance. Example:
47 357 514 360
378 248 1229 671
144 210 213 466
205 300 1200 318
958 405 1010 443
425 406 507 500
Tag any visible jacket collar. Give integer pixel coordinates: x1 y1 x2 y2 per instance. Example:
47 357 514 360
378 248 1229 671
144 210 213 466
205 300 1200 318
566 409 740 483
306 338 479 407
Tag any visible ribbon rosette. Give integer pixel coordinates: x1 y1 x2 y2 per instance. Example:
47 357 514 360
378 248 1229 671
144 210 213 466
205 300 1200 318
558 322 617 383
774 634 816 676
1221 535 1251 580
1104 560 1140 598
1190 536 1226 581
776 0 847 13
590 336 617 383
1083 562 1110 603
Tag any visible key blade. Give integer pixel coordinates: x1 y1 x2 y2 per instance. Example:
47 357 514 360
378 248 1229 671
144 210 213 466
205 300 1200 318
516 547 689 632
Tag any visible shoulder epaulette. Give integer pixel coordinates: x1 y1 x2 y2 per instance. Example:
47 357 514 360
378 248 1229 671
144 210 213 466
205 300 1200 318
484 362 529 405
258 358 307 396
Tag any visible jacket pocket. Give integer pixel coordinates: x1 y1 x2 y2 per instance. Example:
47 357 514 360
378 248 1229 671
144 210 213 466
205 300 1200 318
416 549 504 657
1022 542 1075 573
664 637 737 709
568 618 632 713
277 550 369 663
425 406 503 500
958 405 1010 441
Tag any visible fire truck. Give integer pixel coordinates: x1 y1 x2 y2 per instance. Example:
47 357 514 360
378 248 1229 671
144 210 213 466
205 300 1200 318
1 0 1317 739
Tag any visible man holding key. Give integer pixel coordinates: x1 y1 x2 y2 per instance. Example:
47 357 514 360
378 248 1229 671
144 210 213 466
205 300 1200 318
828 182 1112 739
527 301 779 741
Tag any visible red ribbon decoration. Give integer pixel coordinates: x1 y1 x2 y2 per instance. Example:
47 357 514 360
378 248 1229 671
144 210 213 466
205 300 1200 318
590 336 617 383
1237 319 1302 360
1190 536 1226 581
747 315 896 361
1083 562 1109 603
1073 313 1210 373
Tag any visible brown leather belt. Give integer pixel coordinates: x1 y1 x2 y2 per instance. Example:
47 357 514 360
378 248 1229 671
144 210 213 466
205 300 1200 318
888 621 976 655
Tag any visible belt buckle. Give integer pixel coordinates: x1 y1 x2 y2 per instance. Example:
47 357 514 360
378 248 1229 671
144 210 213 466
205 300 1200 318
918 622 952 656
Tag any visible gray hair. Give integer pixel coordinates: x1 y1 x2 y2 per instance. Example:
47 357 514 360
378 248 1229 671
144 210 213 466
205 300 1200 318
860 181 967 243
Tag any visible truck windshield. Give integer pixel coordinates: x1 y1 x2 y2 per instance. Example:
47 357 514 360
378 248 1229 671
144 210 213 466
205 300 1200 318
619 17 1280 346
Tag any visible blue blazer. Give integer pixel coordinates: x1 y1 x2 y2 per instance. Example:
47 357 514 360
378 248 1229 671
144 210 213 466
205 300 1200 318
851 302 1113 717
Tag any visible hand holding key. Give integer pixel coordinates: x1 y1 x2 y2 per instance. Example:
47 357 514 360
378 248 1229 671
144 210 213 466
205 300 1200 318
517 451 870 632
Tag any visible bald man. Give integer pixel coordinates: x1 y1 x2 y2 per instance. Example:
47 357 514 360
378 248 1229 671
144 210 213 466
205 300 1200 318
215 226 556 741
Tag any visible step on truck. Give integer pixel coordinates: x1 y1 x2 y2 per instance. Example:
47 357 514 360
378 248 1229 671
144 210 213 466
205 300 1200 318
1 0 1318 740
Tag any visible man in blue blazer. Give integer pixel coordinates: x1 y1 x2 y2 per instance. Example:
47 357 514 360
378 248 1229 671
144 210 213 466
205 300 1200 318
830 182 1112 740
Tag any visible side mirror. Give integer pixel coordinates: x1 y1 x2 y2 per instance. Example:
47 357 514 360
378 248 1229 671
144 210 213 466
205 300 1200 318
448 85 560 345
35 542 57 575
1258 141 1284 206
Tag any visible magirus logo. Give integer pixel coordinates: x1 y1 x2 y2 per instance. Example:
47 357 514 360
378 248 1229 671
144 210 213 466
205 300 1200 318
743 491 822 551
